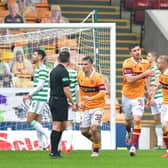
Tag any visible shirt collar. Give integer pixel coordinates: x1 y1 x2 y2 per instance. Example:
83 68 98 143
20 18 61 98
131 57 144 64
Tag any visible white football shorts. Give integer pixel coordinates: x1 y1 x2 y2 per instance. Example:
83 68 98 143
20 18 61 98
160 104 168 123
151 97 163 115
122 95 144 119
80 108 104 128
29 100 46 115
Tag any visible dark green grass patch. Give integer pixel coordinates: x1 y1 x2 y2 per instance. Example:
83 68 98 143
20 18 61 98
0 150 167 168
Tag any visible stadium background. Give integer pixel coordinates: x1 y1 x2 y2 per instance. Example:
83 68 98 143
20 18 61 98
0 0 168 150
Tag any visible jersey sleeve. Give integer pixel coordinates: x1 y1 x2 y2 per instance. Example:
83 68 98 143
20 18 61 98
122 60 134 76
97 74 106 91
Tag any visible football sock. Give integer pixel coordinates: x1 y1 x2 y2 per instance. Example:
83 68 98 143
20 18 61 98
64 127 73 150
30 120 49 140
50 130 62 154
93 143 100 153
36 131 43 147
132 123 141 147
155 124 163 146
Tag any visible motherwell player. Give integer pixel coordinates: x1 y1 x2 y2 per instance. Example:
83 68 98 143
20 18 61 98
122 44 154 156
77 56 106 157
156 55 168 157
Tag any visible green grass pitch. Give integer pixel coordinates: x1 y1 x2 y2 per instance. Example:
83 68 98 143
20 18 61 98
0 150 168 168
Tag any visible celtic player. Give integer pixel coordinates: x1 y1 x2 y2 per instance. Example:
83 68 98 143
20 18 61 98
146 52 164 149
23 49 50 150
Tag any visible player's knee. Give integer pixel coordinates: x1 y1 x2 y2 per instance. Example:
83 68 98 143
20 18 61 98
80 129 89 137
27 118 32 124
81 131 87 136
91 125 99 132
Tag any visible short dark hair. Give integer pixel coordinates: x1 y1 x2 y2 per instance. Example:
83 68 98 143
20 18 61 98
58 51 70 63
34 49 46 60
82 56 93 64
129 44 140 51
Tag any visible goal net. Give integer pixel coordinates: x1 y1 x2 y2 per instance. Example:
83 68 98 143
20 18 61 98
0 23 116 150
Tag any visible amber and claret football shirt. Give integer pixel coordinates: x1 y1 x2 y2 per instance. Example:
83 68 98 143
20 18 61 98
122 57 150 98
77 70 106 110
159 69 168 104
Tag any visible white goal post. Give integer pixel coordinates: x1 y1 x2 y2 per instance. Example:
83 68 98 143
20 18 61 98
0 23 116 150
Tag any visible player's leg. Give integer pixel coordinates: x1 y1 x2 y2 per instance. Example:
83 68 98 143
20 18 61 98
160 105 168 157
61 107 75 153
90 108 103 157
130 97 144 157
80 110 93 141
161 122 168 157
90 125 101 157
151 99 163 149
50 121 63 158
80 127 91 140
122 95 133 145
153 114 163 149
35 114 50 150
49 97 68 158
27 112 44 150
62 120 73 153
125 119 132 145
27 101 49 150
130 115 142 156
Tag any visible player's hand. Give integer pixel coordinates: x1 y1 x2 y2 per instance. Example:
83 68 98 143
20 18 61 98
143 70 155 78
23 94 31 101
146 87 152 98
72 103 77 111
149 97 155 106
146 97 151 108
75 103 80 111
82 96 91 101
78 103 84 110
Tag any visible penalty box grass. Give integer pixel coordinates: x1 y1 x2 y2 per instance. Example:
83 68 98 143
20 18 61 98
0 150 168 168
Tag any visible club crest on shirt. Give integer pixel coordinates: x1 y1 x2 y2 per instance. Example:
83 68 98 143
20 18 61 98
90 80 94 84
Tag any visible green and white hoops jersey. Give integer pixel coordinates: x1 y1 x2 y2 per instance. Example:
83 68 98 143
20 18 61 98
67 68 78 104
150 64 162 99
32 64 49 102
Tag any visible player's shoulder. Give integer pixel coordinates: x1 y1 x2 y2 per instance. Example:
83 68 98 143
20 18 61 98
93 71 104 80
67 68 77 74
40 63 48 69
142 59 150 65
123 58 133 67
40 64 49 72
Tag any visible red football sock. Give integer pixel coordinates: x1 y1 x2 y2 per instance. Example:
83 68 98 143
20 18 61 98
132 124 141 147
93 143 100 153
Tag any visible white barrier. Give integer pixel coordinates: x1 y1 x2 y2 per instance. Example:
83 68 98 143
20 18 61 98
0 130 113 150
